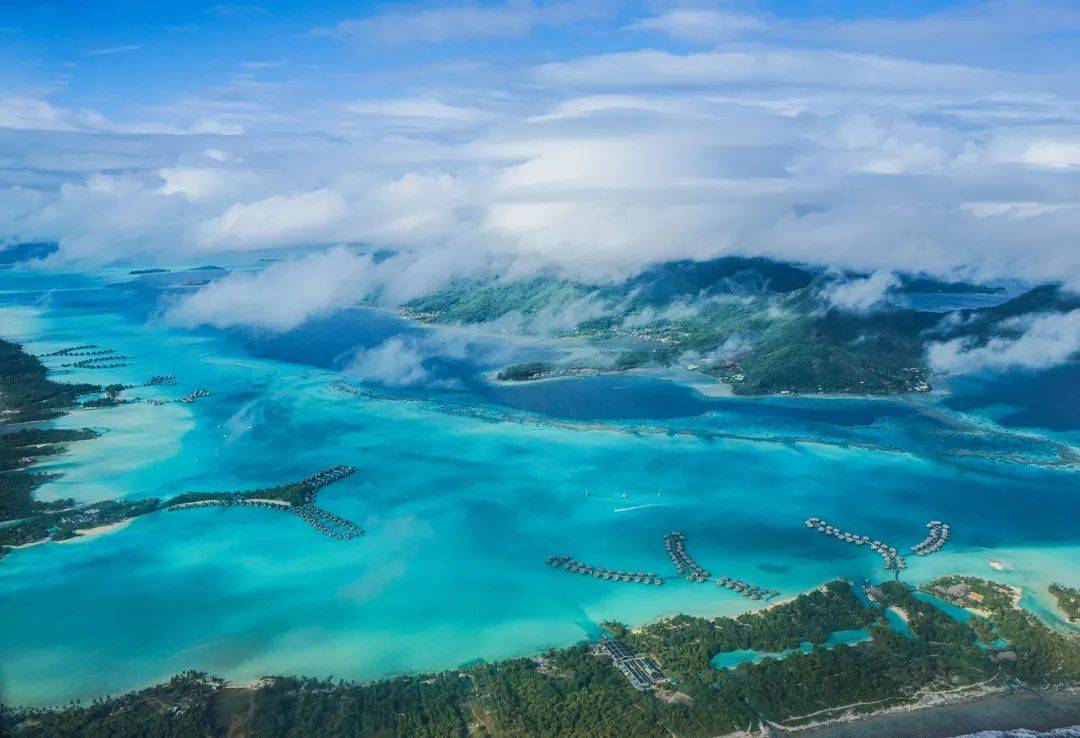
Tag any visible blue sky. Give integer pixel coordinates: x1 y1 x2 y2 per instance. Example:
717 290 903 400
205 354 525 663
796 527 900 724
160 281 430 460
8 1 1080 119
2 0 1080 309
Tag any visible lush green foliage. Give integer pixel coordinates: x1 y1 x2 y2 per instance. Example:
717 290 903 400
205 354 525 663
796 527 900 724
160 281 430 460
6 578 1079 736
0 338 99 423
1049 583 1080 623
411 257 1048 396
496 362 554 381
2 671 222 737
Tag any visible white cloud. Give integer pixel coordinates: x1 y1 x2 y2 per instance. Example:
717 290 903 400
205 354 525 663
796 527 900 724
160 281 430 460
164 246 377 331
927 309 1080 373
158 167 258 200
3 0 1080 312
84 45 141 57
196 188 349 249
314 0 612 44
344 337 433 386
348 97 488 123
1019 140 1080 168
537 48 1014 92
624 9 767 43
822 271 900 312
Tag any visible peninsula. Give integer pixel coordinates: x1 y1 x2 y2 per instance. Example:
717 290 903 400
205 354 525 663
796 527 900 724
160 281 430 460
4 577 1077 736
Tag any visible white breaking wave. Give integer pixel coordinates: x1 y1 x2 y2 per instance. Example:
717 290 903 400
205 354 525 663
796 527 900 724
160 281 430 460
952 726 1080 738
612 503 673 513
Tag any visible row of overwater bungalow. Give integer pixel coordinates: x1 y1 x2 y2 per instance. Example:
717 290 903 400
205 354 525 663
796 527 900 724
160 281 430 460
805 517 906 571
547 555 664 585
663 532 710 582
912 520 950 555
717 577 778 600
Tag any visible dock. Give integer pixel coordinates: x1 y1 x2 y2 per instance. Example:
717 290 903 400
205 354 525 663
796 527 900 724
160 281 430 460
663 532 710 582
715 577 779 601
911 520 950 555
177 389 211 404
166 465 363 540
62 356 132 369
805 517 907 572
547 555 663 585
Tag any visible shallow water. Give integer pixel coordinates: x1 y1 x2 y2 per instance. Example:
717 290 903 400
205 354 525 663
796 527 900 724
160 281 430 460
710 628 873 669
0 267 1078 707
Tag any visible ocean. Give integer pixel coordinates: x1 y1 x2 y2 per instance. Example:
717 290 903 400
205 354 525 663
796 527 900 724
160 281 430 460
0 266 1077 707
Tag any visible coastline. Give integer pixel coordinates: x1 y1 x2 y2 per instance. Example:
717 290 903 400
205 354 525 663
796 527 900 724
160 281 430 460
55 517 134 542
788 687 1080 738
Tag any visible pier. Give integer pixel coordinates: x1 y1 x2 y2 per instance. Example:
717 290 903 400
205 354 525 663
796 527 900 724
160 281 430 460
144 375 177 386
664 532 710 582
911 520 950 555
716 577 779 601
547 556 663 585
40 345 103 357
166 465 363 540
543 531 778 601
805 517 907 573
62 356 132 369
177 389 211 404
292 504 364 540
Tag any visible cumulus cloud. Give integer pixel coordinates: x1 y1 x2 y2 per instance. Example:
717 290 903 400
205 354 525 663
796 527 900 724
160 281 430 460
821 271 900 313
624 9 767 43
3 0 1080 314
314 0 613 44
342 328 520 387
927 309 1080 373
196 189 349 250
344 337 433 386
164 247 378 331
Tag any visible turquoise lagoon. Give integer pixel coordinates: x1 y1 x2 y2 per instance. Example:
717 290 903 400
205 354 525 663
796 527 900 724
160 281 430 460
710 629 873 669
1 267 1079 707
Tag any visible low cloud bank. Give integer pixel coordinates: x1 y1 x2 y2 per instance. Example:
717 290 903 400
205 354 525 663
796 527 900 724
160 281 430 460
341 329 521 388
821 271 899 313
163 247 378 332
344 337 434 387
927 309 1080 374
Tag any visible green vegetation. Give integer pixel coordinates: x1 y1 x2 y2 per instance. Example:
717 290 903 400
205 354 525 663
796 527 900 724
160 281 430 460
0 338 104 524
407 257 1066 396
9 577 1075 736
0 497 161 555
925 576 1080 682
128 268 170 275
496 362 554 381
625 580 870 677
1049 583 1080 623
166 466 357 509
1 672 224 737
0 338 99 423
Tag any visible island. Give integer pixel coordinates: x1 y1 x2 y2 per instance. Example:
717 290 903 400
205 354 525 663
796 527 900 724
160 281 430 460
166 465 363 540
0 335 362 561
1050 583 1080 623
4 577 1077 736
410 257 1079 397
1 466 364 560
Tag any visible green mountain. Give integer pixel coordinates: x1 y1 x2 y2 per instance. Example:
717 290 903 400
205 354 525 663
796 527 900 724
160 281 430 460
404 258 1070 396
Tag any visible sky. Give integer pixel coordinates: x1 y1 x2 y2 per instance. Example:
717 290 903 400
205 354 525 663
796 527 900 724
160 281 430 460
3 0 1080 304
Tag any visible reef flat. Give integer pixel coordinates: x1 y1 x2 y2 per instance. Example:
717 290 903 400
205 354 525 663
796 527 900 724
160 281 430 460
4 577 1078 737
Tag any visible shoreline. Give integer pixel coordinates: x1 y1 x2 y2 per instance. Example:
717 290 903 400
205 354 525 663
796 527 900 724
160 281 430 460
787 686 1080 738
56 517 134 542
